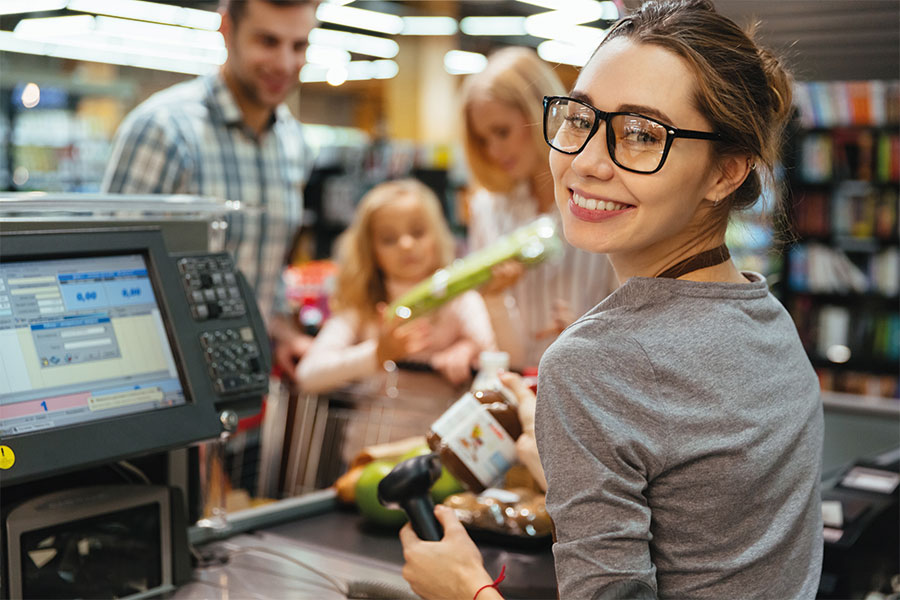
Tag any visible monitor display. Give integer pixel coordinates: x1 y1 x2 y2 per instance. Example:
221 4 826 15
0 228 224 486
0 254 186 438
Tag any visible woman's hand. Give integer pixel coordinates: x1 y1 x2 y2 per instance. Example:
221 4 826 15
480 260 525 296
430 341 477 385
499 372 546 491
399 505 497 600
376 305 431 365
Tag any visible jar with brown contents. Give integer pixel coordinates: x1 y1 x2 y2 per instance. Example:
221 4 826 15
427 389 522 493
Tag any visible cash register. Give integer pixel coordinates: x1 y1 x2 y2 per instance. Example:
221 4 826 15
0 227 271 599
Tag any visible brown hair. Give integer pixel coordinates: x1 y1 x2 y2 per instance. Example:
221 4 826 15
461 47 565 194
220 0 315 28
601 0 793 222
330 179 456 321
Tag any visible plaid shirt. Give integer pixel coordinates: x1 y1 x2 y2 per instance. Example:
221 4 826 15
102 72 311 321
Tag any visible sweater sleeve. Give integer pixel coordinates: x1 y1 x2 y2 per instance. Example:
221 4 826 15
295 311 379 395
535 320 665 598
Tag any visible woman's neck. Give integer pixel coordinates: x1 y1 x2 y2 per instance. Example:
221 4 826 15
611 237 747 283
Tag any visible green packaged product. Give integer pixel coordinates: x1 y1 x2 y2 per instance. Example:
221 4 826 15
387 215 562 322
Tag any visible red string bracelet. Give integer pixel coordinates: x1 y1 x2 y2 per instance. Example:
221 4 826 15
473 564 506 600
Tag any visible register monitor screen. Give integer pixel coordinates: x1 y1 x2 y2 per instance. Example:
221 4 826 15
0 253 186 436
0 228 222 486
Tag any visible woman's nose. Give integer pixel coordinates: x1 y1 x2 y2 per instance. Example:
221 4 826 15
571 124 615 180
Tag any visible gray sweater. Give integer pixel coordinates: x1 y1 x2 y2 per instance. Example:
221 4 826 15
535 273 823 599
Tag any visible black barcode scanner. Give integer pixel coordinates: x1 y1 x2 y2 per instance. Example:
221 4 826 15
377 454 444 541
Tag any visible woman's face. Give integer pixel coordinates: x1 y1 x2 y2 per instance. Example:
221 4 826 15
370 195 440 284
468 96 542 182
549 38 721 274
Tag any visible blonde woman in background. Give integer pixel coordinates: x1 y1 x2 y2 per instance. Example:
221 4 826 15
462 47 618 370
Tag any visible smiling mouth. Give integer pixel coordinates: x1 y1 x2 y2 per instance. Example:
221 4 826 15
571 191 633 212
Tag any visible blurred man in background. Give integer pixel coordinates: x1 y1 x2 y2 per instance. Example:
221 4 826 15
103 0 318 377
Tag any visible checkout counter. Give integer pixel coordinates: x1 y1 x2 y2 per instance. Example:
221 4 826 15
0 194 555 599
1 194 897 600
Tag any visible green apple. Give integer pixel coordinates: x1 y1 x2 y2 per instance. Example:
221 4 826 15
355 459 408 528
399 446 464 503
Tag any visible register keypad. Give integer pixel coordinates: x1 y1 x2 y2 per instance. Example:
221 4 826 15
177 255 246 321
200 327 268 394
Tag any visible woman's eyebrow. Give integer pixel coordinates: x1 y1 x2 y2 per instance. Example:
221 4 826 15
617 103 674 125
569 90 592 104
567 91 676 126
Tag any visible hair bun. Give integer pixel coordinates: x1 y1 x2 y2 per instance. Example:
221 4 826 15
757 46 793 124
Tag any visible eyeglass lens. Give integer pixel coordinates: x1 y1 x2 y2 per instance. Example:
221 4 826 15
545 98 668 173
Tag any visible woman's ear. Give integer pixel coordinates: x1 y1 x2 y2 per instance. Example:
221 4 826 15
706 155 752 204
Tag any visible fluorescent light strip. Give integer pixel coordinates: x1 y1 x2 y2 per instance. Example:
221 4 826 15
460 17 526 36
67 0 221 31
0 31 217 75
517 0 605 12
401 16 458 36
13 15 94 37
525 10 605 40
443 50 487 75
308 28 399 58
306 44 351 66
93 16 223 49
14 15 226 60
300 59 398 83
537 39 598 66
0 0 67 16
315 3 403 35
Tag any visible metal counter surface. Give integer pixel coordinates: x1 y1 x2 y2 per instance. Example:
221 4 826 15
181 499 557 599
263 505 558 599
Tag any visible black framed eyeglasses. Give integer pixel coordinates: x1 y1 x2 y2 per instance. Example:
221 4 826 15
543 95 721 174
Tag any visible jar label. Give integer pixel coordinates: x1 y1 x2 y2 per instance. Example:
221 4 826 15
431 393 517 488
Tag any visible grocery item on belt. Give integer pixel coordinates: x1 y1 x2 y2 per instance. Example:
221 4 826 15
386 215 562 322
426 389 522 493
443 486 552 540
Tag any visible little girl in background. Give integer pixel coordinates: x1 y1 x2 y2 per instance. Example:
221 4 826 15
296 178 497 395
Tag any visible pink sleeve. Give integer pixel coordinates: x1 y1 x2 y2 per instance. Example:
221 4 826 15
294 310 380 395
448 290 497 353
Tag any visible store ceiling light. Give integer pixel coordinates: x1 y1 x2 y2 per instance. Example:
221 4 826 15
21 83 40 109
0 30 216 75
460 17 526 37
0 0 67 16
14 14 226 63
67 0 221 30
301 59 398 83
315 3 403 36
525 11 606 40
326 65 348 86
92 16 223 49
309 28 399 59
537 38 598 66
14 15 94 37
401 17 458 36
306 44 351 66
517 0 605 12
443 50 487 75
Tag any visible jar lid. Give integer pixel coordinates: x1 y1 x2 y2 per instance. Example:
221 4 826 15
478 350 510 370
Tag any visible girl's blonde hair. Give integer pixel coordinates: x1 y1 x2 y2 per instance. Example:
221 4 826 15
461 47 565 194
331 179 456 320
